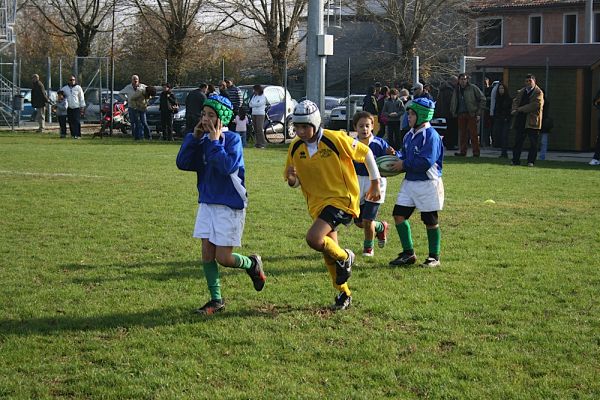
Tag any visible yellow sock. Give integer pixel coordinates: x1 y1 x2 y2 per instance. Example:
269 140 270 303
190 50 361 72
323 236 348 262
324 255 352 296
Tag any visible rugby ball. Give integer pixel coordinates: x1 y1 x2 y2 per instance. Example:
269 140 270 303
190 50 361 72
376 155 402 177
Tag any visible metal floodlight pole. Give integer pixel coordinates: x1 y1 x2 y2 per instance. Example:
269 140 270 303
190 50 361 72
306 0 326 111
109 0 115 136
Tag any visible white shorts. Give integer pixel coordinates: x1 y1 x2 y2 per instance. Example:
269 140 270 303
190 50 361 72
358 175 387 205
193 203 246 247
395 179 444 212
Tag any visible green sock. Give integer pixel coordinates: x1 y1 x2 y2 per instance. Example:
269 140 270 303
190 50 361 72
395 221 414 253
202 261 221 300
374 221 384 233
232 253 252 270
427 227 441 258
363 240 374 249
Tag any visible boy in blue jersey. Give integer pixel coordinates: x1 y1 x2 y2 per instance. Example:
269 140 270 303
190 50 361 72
176 94 266 315
352 111 396 257
388 98 445 268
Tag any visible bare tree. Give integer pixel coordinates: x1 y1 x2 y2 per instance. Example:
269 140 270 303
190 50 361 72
215 0 308 85
27 0 112 57
132 0 220 84
357 0 468 80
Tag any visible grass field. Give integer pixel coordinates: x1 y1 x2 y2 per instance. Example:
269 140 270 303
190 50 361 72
1 132 599 399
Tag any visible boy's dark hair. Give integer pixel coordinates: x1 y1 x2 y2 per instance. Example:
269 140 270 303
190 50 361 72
458 73 469 80
353 110 374 127
199 83 208 90
57 90 64 96
526 74 536 81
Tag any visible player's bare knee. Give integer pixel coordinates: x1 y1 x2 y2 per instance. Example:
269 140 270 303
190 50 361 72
305 234 323 251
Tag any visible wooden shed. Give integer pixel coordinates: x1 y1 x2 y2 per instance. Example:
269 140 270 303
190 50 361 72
477 44 600 151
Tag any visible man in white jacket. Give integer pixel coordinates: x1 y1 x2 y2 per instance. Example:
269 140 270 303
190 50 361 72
248 84 267 148
61 76 86 139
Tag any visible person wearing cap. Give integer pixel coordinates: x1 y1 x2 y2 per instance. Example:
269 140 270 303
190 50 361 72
387 98 445 268
31 74 50 133
284 100 382 311
176 94 266 316
450 73 486 157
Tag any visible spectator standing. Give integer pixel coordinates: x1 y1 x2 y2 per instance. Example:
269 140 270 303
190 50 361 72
511 74 544 167
482 77 494 147
185 83 208 134
376 85 390 138
31 74 50 133
128 85 156 140
412 82 433 100
450 73 486 157
491 83 512 158
61 75 85 139
382 88 405 149
119 75 147 140
218 81 230 101
248 84 267 148
590 89 600 165
159 83 178 141
539 93 553 161
226 79 244 131
54 90 68 138
233 108 249 147
434 75 458 150
363 86 379 134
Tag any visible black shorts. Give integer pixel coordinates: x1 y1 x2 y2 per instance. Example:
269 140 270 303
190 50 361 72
319 205 353 231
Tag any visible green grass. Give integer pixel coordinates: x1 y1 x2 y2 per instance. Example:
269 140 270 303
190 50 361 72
1 132 599 399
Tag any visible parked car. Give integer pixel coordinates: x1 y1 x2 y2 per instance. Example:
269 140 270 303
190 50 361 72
146 87 195 137
327 94 365 130
238 84 296 137
322 96 344 127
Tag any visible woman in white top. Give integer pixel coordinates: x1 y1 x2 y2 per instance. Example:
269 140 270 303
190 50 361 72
248 84 267 148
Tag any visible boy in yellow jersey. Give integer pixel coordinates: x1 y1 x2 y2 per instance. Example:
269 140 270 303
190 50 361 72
285 100 382 310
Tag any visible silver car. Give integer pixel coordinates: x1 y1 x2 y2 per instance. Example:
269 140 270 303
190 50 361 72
327 94 365 130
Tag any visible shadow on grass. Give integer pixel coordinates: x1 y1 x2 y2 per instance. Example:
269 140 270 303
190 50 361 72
0 303 330 336
446 156 593 171
61 254 326 285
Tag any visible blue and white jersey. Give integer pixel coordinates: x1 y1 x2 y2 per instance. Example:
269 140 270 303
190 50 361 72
400 123 444 181
176 130 247 209
353 135 393 177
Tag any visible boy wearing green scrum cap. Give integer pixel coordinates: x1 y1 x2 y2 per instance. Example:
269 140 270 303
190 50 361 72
387 98 445 268
176 94 266 315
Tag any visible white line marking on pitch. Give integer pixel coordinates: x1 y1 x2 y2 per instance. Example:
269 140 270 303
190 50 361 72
0 170 105 179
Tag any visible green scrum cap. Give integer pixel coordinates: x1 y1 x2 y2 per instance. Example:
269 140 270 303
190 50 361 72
203 94 234 126
407 97 436 126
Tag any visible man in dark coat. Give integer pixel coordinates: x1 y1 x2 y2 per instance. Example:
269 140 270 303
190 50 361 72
184 83 208 134
434 76 458 150
31 74 50 132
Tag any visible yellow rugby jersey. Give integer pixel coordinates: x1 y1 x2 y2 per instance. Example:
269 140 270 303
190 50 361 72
284 129 370 220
